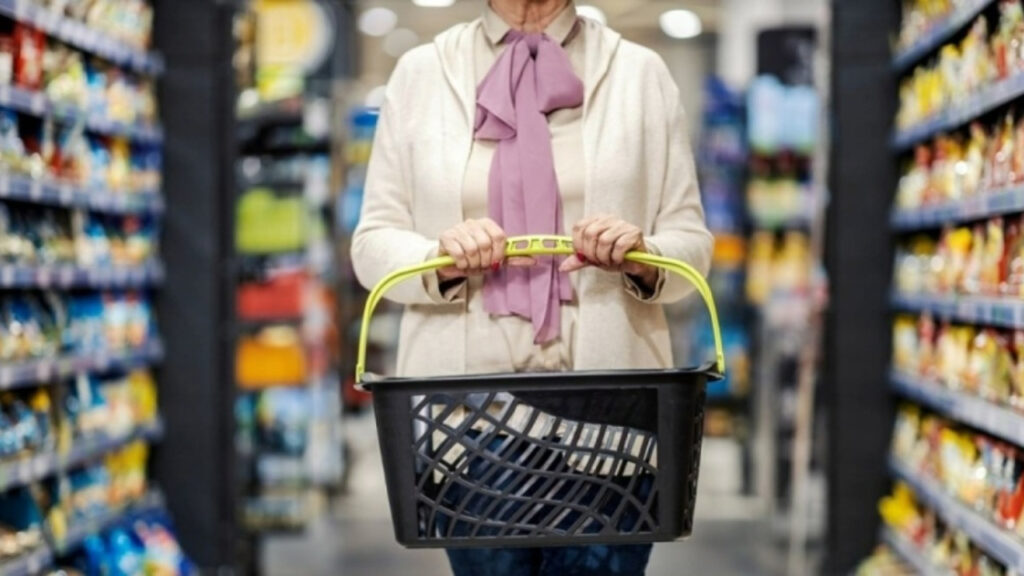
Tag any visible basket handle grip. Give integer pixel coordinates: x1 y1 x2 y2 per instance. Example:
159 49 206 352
356 235 725 382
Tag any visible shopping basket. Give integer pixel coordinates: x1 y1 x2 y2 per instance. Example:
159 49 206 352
356 236 724 549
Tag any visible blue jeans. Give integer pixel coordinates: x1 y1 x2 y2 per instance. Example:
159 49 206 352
437 433 654 576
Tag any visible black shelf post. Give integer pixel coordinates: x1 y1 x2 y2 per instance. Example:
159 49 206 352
826 0 900 572
152 0 239 571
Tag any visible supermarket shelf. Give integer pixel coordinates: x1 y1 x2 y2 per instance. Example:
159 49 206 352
881 527 951 576
0 84 162 143
892 0 994 72
891 292 1024 328
890 457 1024 571
0 173 164 215
893 73 1024 151
892 185 1024 231
54 489 166 555
0 260 164 289
0 0 163 75
0 546 52 576
891 370 1024 446
0 419 164 492
0 339 164 390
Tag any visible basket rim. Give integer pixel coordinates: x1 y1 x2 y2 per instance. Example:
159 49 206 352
360 362 722 392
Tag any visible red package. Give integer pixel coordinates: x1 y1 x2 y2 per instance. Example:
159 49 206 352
13 24 44 90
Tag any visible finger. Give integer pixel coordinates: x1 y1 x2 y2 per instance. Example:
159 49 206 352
453 227 480 271
466 223 493 271
581 217 613 265
572 215 600 253
441 234 469 271
478 218 507 265
596 225 626 267
559 255 588 273
611 229 641 266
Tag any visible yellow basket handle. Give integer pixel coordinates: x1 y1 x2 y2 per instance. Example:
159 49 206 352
356 235 725 382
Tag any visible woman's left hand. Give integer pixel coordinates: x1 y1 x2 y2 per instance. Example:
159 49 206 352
560 215 658 288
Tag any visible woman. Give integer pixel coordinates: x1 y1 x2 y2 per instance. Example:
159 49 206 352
352 0 713 574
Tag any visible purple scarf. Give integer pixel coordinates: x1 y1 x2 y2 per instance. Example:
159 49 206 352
475 26 584 344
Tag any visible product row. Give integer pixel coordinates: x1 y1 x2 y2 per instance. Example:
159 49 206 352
896 0 981 56
876 482 1012 576
746 151 814 226
893 405 1024 535
0 111 161 193
894 216 1024 297
49 514 193 576
894 313 1024 408
898 1 1024 130
0 368 156 464
0 291 155 363
746 230 813 305
22 0 154 51
0 21 157 124
0 204 157 268
897 115 1024 211
0 458 192 576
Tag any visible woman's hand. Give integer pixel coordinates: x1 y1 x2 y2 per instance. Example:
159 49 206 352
437 218 534 281
560 215 658 288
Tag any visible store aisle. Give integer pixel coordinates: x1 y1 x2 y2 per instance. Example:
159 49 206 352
263 413 789 576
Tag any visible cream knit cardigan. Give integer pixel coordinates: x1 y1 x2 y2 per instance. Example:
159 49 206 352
351 17 713 378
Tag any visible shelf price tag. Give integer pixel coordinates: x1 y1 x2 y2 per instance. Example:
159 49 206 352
36 267 51 288
34 361 51 382
58 266 74 286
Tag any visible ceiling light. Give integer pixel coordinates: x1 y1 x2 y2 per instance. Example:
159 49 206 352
384 28 420 58
576 5 606 25
412 0 456 6
358 7 397 37
660 9 702 39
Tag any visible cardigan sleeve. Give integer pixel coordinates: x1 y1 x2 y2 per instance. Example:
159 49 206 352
350 60 459 306
632 59 715 305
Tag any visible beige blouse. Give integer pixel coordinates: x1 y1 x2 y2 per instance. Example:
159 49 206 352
459 3 585 375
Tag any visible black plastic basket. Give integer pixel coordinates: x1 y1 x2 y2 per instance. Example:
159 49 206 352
357 236 724 549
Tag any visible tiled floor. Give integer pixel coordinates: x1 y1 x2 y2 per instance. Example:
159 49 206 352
262 413 799 576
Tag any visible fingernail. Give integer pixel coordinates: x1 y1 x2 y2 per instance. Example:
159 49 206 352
576 252 588 264
491 262 501 272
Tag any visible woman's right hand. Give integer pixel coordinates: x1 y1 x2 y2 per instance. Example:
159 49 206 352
437 218 509 281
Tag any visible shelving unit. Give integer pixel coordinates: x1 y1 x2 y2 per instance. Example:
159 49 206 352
830 1 1024 570
0 0 197 571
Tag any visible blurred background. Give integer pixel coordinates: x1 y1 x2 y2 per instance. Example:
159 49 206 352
0 0 1014 574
